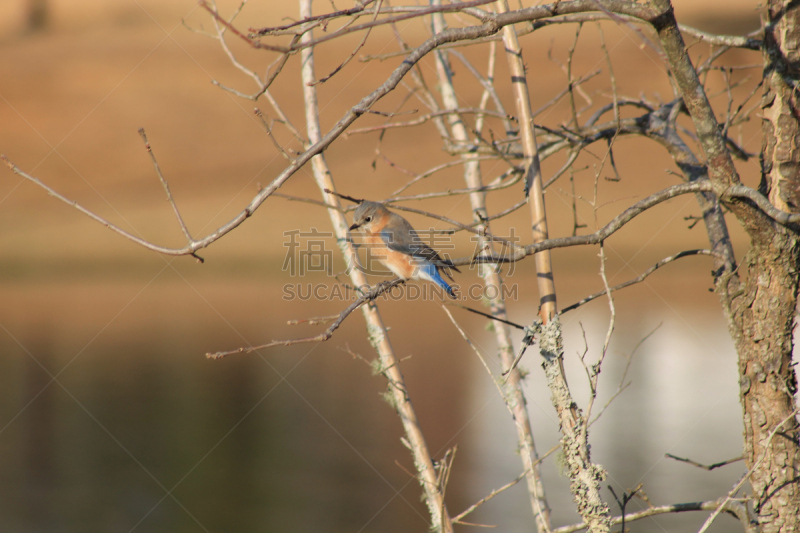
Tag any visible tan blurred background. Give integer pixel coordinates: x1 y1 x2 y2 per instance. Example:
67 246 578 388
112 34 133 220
0 1 764 532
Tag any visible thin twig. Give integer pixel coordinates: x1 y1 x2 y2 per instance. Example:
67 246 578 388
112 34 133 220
589 323 662 426
560 250 718 314
452 448 567 525
665 453 744 471
449 303 524 330
272 192 345 212
389 170 523 203
452 472 526 523
251 0 377 35
310 0 384 85
254 108 295 161
346 108 510 136
552 499 753 533
696 408 799 533
138 128 193 243
388 156 504 197
584 241 615 423
206 279 406 359
286 315 340 326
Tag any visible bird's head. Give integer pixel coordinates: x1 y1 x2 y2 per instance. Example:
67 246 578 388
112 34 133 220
349 201 388 232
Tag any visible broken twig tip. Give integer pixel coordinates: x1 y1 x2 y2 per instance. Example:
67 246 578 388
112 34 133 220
206 349 230 359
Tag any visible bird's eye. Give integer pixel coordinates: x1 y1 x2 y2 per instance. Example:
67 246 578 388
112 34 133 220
365 216 372 222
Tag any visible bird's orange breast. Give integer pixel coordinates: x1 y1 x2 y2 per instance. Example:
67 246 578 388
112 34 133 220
364 231 417 278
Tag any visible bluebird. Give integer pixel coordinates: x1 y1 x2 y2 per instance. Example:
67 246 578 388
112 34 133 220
348 201 460 298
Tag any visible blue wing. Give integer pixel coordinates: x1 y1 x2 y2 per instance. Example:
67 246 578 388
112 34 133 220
380 215 459 298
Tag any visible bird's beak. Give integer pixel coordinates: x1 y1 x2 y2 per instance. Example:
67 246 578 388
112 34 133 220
349 222 360 231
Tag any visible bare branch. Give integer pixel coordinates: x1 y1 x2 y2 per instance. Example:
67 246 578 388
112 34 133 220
272 192 345 212
298 7 452 529
560 250 718 314
200 1 295 53
456 181 715 267
388 156 503 196
680 25 761 50
8 147 795 275
553 499 754 533
665 453 744 471
346 108 511 136
254 108 295 161
649 0 746 229
389 169 523 203
723 184 800 225
251 0 496 53
251 0 377 35
138 128 194 244
212 0 663 59
286 315 340 326
588 323 662 426
206 279 406 359
584 242 615 423
309 0 383 85
452 472 526 523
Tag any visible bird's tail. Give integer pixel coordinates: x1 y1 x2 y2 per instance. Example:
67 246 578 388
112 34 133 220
437 258 460 281
421 264 457 299
436 276 457 299
443 282 457 299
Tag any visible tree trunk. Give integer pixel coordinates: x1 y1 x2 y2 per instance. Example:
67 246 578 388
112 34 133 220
727 1 800 530
651 0 800 528
730 236 799 531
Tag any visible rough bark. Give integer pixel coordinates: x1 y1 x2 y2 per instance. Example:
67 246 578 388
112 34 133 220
539 318 610 533
730 237 800 532
648 1 800 530
762 0 800 213
729 1 800 530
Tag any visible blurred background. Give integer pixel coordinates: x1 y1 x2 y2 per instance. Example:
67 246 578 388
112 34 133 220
0 0 765 531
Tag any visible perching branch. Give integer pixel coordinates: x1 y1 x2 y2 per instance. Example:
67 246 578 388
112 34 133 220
206 279 406 359
298 6 453 529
